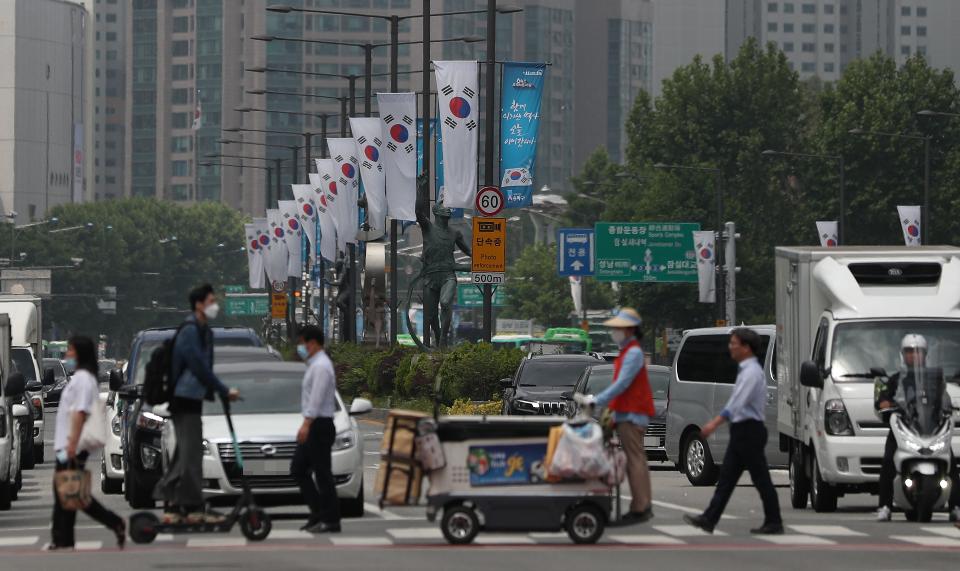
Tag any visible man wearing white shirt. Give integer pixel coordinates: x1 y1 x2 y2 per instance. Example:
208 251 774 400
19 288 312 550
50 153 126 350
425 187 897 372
290 326 341 533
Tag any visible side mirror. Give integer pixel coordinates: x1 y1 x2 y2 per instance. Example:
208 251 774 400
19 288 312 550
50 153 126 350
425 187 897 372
800 360 824 389
108 368 125 392
43 368 56 386
5 373 25 397
499 378 513 389
26 380 43 392
349 397 373 416
12 404 28 419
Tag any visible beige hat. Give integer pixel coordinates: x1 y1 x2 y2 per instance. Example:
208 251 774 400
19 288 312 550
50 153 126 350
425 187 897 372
603 308 642 328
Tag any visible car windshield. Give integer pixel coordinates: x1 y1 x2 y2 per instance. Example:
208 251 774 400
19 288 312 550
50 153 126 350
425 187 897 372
131 333 260 385
203 371 341 415
43 359 67 380
583 367 670 399
519 360 595 387
830 321 960 381
11 348 37 382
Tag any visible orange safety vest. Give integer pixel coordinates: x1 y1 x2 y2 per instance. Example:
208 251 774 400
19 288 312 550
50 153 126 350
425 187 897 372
608 339 656 417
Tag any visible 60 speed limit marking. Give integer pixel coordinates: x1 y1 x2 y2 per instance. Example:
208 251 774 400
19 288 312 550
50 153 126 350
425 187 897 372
475 186 505 217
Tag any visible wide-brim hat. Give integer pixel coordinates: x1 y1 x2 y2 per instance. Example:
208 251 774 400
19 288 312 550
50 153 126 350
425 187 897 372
603 308 642 328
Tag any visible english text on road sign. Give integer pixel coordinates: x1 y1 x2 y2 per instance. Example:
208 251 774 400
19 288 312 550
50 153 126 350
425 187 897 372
475 186 505 217
471 217 506 277
557 228 595 276
224 294 269 316
271 293 288 320
594 222 700 283
457 284 507 307
472 272 504 285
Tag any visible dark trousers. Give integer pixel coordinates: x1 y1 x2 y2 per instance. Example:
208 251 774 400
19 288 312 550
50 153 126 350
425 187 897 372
878 430 960 509
703 420 782 526
290 418 340 525
52 460 123 547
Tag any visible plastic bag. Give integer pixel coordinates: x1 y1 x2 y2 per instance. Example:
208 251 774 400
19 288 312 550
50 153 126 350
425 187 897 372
604 447 627 487
546 422 611 481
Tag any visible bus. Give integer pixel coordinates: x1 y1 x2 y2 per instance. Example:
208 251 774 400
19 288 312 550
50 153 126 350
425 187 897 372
526 327 592 355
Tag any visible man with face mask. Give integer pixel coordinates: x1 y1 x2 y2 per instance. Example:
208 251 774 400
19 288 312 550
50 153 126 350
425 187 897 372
155 283 239 525
579 308 655 523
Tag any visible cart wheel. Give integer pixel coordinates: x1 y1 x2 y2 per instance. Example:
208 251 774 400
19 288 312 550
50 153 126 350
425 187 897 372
129 512 159 544
441 505 479 545
565 504 605 545
240 508 272 541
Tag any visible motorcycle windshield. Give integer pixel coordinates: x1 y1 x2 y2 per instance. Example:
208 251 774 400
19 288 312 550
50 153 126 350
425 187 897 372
900 364 947 436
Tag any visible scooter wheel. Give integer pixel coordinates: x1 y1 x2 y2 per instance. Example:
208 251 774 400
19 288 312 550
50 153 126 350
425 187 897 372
240 508 272 541
565 503 605 545
441 505 479 545
129 512 159 544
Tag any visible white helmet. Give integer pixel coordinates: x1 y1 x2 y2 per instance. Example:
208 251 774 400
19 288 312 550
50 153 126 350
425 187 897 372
900 333 928 353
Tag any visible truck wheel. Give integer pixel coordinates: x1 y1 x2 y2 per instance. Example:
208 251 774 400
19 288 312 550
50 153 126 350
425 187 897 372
809 455 837 513
683 433 719 486
789 447 810 509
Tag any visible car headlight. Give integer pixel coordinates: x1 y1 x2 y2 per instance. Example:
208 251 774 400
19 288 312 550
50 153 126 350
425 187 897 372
136 411 166 432
515 399 538 412
111 415 122 436
824 399 854 436
333 430 356 451
202 438 212 456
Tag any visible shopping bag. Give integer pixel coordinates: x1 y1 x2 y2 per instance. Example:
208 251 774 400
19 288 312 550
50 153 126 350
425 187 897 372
546 422 611 481
543 425 566 483
77 396 108 453
604 447 627 486
414 419 446 472
55 468 91 511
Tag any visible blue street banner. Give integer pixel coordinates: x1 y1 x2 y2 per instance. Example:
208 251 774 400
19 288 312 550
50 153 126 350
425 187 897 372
417 118 463 218
557 228 595 276
467 443 548 487
500 62 547 208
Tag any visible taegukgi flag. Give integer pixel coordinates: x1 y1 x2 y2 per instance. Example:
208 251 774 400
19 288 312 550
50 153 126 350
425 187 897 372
377 93 417 221
315 158 346 254
266 209 291 284
350 117 386 240
291 183 318 255
278 199 303 277
897 205 922 247
693 230 716 304
816 221 839 247
434 60 479 209
306 174 337 263
255 218 284 290
243 223 265 290
328 137 361 245
500 62 547 208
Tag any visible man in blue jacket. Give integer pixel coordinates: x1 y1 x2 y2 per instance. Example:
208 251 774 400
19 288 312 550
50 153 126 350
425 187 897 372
155 284 239 525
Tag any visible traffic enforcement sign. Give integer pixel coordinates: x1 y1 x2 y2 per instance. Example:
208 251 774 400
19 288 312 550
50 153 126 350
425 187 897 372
557 228 595 276
475 186 505 217
471 217 506 284
594 222 700 283
271 293 288 320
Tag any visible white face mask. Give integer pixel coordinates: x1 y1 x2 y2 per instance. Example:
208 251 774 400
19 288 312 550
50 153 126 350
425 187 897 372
611 329 628 345
203 302 220 320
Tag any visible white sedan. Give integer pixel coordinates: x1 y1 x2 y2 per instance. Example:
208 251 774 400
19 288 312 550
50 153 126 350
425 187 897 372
164 361 371 517
99 391 124 494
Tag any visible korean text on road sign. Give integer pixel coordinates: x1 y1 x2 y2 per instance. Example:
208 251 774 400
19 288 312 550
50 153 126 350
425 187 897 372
471 217 506 284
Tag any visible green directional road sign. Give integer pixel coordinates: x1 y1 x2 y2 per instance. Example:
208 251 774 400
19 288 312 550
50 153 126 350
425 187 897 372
594 222 700 283
223 284 246 295
457 284 507 307
224 294 269 316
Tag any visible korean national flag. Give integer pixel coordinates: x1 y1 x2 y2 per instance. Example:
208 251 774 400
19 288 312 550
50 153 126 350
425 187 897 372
377 92 417 221
350 117 386 240
501 167 532 188
434 60 479 209
897 205 922 247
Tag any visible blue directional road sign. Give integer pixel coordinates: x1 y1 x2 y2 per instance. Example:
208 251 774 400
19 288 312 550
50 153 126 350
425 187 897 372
557 228 595 276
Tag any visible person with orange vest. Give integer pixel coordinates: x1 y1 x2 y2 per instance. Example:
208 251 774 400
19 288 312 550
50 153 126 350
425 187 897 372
579 308 654 524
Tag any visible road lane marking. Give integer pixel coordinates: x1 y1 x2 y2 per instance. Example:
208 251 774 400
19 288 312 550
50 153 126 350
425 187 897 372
652 524 728 537
0 536 38 547
75 541 102 550
474 535 536 545
610 534 686 545
364 502 406 520
186 537 248 548
891 535 960 546
788 525 866 537
387 527 444 540
756 535 836 545
330 536 393 546
922 526 960 538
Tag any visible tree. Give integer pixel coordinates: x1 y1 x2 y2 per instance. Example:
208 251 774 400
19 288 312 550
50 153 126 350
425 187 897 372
10 198 250 354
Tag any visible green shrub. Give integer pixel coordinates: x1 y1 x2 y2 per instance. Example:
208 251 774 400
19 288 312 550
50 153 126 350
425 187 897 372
442 399 503 416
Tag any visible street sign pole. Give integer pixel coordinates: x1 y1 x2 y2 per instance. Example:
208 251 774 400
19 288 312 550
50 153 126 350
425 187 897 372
481 0 497 344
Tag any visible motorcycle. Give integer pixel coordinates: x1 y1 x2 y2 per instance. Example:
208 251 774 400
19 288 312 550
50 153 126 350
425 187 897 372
875 365 955 523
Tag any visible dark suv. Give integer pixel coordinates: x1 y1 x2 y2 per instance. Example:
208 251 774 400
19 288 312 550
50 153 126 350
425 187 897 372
500 354 601 416
114 326 262 508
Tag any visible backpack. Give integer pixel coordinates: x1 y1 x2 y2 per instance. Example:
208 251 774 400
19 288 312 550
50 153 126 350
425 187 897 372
142 323 191 406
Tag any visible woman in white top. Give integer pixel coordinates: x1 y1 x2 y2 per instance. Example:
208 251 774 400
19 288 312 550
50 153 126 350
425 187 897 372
49 336 125 550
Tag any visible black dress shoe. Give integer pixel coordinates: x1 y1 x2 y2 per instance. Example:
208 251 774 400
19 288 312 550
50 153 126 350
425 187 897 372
683 514 715 534
306 521 342 534
621 508 654 524
299 518 320 531
750 523 784 535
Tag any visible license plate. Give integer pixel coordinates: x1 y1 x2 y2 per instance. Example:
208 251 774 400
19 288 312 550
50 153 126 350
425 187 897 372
643 437 660 448
243 459 290 476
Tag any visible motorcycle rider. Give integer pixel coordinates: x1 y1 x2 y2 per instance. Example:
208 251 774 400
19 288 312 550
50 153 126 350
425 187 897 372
875 334 960 522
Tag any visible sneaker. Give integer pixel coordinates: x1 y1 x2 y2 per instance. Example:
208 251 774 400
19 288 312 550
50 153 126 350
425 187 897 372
876 505 892 522
186 511 227 525
160 512 182 525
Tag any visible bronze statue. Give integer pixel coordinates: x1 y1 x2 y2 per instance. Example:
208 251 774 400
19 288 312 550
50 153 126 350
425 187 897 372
414 173 471 348
334 256 352 342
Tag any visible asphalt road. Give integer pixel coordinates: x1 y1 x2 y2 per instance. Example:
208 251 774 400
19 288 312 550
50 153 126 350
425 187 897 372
0 410 957 570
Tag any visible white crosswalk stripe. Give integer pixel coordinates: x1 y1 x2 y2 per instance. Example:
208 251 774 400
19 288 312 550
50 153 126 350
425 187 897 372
186 537 248 548
329 536 393 546
387 527 444 540
653 524 728 537
755 535 836 545
75 541 103 550
0 536 38 546
610 534 686 545
788 525 867 537
891 535 960 547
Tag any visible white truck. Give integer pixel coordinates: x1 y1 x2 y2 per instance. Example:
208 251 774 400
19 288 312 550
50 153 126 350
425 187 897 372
0 313 30 509
0 296 44 465
776 246 960 512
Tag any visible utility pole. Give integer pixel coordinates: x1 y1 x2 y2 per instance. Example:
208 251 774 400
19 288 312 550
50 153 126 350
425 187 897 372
724 221 739 325
481 0 496 343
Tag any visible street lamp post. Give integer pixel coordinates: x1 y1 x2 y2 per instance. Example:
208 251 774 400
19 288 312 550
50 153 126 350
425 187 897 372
761 149 845 243
848 127 931 243
654 162 727 324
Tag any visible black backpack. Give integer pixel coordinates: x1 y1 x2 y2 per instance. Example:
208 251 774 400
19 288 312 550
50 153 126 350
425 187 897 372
142 323 191 406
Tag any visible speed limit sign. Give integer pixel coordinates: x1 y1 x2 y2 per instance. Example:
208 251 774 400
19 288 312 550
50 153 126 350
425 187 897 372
475 186 505 217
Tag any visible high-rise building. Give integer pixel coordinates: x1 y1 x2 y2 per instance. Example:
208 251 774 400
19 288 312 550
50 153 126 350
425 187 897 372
0 0 87 224
82 0 127 202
